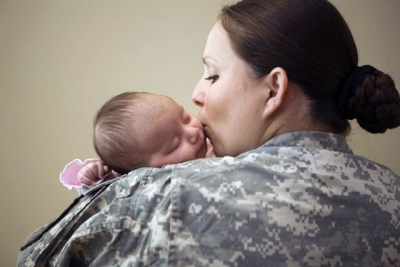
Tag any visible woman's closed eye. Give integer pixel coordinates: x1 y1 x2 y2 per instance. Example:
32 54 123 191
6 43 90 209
204 75 219 84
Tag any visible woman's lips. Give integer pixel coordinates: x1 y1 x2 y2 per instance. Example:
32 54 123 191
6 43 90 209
196 139 208 158
195 127 208 158
202 125 210 138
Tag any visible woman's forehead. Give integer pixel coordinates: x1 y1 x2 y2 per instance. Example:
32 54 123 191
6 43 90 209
204 23 228 57
203 22 241 70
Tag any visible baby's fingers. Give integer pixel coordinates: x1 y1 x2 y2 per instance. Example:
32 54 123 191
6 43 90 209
77 164 101 185
77 171 95 186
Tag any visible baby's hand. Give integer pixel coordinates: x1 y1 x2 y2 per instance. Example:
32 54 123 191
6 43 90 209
205 138 215 158
77 159 110 186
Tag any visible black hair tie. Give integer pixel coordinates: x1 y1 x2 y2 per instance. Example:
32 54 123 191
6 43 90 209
338 65 376 118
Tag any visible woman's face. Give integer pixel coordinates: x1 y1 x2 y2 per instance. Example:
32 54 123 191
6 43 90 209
192 22 269 157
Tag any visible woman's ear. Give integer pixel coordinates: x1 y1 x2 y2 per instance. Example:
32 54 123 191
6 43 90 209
262 67 288 118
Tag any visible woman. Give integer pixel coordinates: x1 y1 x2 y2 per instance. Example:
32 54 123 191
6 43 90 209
19 0 400 266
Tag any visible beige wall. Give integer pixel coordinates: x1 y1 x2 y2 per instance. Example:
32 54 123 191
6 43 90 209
1 1 399 265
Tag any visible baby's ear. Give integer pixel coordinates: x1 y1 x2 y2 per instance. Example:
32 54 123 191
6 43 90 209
262 67 288 118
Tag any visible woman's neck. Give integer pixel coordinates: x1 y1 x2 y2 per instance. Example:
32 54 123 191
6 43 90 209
261 83 335 143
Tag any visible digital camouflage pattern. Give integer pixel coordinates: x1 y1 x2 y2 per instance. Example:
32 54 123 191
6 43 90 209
18 132 400 266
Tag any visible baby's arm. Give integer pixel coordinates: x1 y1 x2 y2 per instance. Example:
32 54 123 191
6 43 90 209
60 159 115 195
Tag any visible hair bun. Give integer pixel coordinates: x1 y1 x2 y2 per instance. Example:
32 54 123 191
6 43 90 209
346 69 400 133
339 65 376 118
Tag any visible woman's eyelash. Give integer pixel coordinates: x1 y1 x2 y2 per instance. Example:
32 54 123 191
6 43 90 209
204 75 218 83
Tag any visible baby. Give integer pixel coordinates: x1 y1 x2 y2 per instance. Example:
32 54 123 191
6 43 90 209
60 92 213 194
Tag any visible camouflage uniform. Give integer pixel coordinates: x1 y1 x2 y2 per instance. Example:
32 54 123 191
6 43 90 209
18 131 400 266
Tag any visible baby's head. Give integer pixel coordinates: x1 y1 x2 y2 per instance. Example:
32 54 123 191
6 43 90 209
94 92 208 174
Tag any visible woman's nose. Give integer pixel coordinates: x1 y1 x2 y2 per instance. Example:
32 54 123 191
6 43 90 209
192 80 204 107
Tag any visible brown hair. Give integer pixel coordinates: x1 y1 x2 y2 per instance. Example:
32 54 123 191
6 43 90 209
220 0 399 134
94 92 159 174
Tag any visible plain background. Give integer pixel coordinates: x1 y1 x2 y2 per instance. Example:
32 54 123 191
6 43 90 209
1 1 399 266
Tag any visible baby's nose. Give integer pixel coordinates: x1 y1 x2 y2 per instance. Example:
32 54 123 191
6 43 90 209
188 127 199 144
